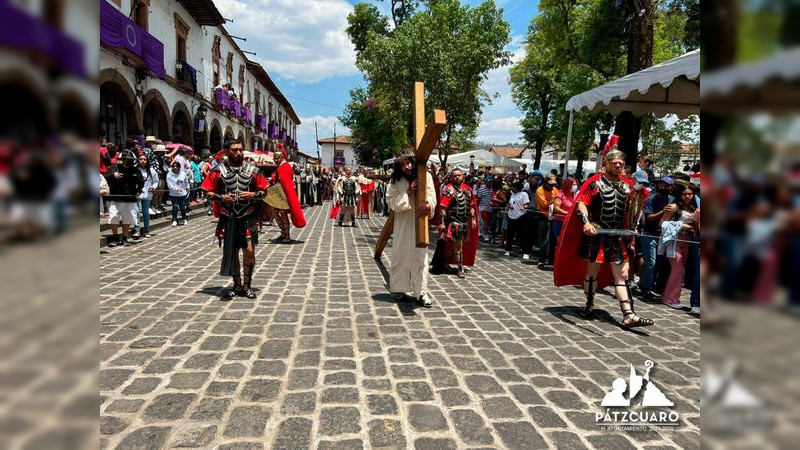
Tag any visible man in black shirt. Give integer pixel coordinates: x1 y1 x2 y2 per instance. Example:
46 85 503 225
104 150 144 247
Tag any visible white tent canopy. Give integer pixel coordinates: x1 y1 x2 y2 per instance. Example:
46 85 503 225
566 49 700 119
701 48 800 113
562 49 700 177
445 149 522 171
511 159 583 176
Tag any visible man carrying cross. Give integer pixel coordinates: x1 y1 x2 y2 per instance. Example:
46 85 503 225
387 154 437 307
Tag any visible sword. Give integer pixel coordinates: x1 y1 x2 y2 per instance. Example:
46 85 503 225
591 229 641 237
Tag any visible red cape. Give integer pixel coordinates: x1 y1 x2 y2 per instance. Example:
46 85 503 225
359 180 375 214
441 183 479 267
276 162 306 228
553 172 642 290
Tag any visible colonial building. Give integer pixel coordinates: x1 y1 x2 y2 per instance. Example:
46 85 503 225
99 0 300 155
316 135 355 169
0 0 97 139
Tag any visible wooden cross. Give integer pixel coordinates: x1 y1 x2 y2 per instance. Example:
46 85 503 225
374 82 447 257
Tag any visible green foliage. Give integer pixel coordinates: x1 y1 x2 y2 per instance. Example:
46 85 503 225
379 0 419 27
510 0 698 175
346 3 390 55
340 87 406 167
640 115 699 175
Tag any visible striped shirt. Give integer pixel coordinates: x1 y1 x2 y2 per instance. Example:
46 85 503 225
476 185 492 211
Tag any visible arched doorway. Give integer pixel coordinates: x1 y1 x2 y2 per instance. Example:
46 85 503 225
171 102 192 144
209 119 222 151
100 81 139 147
224 125 234 145
58 94 93 139
142 90 170 139
237 130 245 148
0 82 50 142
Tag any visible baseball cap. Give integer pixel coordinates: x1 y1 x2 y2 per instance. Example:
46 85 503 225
545 174 558 185
660 176 675 186
633 170 649 184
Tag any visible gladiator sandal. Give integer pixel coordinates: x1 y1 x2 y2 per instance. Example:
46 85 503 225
227 259 243 298
617 282 654 328
579 276 596 318
242 262 256 299
455 252 465 278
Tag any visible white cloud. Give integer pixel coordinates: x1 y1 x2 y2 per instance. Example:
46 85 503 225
475 116 523 144
215 0 357 83
477 34 526 138
295 115 351 151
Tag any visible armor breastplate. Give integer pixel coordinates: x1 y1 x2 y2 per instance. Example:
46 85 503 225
446 185 471 223
589 176 630 230
342 179 357 196
218 162 257 218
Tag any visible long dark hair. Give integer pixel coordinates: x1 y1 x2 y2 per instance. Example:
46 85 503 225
138 155 153 181
674 186 698 216
391 156 416 184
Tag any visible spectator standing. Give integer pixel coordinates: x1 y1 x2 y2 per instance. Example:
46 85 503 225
660 186 699 307
489 177 506 244
504 181 529 257
104 150 143 247
552 176 577 245
190 155 202 202
637 154 655 183
135 155 158 238
475 177 492 242
535 174 559 267
167 161 189 226
636 177 676 298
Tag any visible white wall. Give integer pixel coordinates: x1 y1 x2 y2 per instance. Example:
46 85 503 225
319 143 356 169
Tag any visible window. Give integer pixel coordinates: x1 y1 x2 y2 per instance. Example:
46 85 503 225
238 65 245 101
212 36 221 87
268 101 273 121
226 53 233 86
44 0 64 28
254 88 260 114
174 14 190 63
133 0 149 31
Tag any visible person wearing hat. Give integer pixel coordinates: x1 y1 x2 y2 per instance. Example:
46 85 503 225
532 173 559 267
104 149 144 247
636 176 676 298
554 150 654 328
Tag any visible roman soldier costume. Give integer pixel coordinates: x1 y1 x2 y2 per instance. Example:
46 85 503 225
201 158 269 298
435 182 478 277
554 150 653 328
264 144 306 242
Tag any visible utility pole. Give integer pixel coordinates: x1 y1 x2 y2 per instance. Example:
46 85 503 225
315 121 321 163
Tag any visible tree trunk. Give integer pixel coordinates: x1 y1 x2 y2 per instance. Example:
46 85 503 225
700 0 738 168
533 94 551 171
614 0 655 170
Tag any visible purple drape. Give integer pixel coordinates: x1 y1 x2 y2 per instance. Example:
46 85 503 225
215 88 230 111
0 2 87 78
244 106 252 124
100 0 165 79
179 60 197 93
232 100 242 119
256 115 267 132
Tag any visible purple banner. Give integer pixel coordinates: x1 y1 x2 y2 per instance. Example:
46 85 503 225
215 88 230 111
280 129 287 142
179 60 197 93
100 1 165 78
244 106 252 124
0 2 87 78
256 115 267 133
232 100 242 119
334 156 346 165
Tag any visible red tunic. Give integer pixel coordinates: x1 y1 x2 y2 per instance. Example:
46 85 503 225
200 167 269 221
274 162 306 228
359 180 375 214
439 183 479 267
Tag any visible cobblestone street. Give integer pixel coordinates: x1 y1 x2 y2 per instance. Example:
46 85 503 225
100 204 700 449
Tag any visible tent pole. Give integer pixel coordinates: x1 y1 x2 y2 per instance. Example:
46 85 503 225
564 111 574 178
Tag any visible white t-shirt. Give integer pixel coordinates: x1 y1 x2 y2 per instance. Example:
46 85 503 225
507 191 529 220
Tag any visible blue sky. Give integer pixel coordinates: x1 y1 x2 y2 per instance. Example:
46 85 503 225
215 0 537 153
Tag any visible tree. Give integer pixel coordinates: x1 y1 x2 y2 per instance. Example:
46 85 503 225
340 87 406 167
348 0 511 166
379 0 419 28
346 3 390 55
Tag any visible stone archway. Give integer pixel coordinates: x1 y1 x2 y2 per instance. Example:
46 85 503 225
224 125 234 144
209 118 222 151
142 89 170 140
237 130 246 149
58 92 93 139
171 101 192 145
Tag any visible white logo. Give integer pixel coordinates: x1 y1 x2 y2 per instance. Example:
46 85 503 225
601 360 674 407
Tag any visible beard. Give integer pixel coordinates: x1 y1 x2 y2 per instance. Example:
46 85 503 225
229 154 244 165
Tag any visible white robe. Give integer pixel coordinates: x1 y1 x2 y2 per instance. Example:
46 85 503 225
386 172 437 297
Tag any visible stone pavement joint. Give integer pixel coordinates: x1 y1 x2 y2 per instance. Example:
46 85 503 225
101 205 699 449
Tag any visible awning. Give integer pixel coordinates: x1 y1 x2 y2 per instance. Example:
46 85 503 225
445 149 522 171
566 49 700 119
100 1 165 79
701 48 800 113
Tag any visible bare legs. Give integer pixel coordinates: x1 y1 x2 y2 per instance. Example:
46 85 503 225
581 261 654 328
